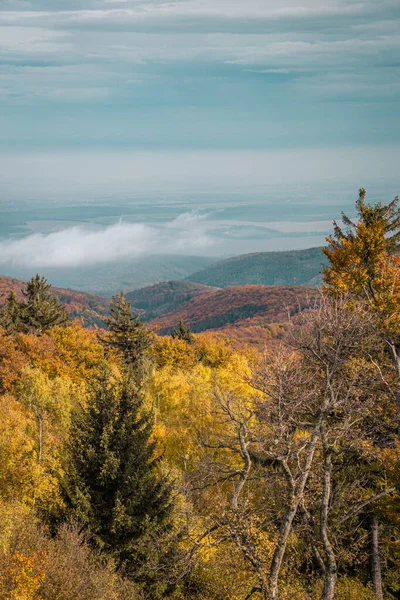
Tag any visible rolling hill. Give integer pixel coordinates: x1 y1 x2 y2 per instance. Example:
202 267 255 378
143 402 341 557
0 275 111 328
125 280 215 321
186 247 327 288
2 255 217 297
0 273 317 343
148 285 317 343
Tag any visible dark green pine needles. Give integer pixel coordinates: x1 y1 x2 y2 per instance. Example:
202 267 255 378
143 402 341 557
0 274 69 335
67 371 173 578
105 291 153 378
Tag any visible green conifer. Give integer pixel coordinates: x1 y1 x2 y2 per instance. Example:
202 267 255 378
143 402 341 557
172 319 195 344
105 292 153 378
0 291 24 334
0 275 69 335
67 370 173 579
22 274 69 334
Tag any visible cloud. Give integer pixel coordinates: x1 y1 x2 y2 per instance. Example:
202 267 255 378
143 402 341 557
0 0 399 150
0 214 212 268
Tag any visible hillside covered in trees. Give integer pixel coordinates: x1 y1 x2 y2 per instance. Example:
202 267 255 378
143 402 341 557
149 284 314 341
186 246 326 288
125 280 214 320
0 190 399 600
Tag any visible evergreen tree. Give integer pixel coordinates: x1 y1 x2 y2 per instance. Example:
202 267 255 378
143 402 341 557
22 274 69 334
105 292 153 378
323 188 400 299
67 370 173 578
0 275 69 335
172 319 195 344
0 291 24 334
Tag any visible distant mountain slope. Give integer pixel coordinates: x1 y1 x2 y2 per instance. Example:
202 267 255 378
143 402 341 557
186 247 327 288
0 275 111 328
2 255 217 297
149 285 316 340
125 280 215 321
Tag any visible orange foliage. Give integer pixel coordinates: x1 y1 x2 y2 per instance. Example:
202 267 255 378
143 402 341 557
149 285 315 345
3 551 47 600
0 275 110 328
0 324 112 394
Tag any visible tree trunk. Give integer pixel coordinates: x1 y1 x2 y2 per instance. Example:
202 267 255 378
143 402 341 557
319 448 337 600
369 509 384 600
388 342 400 436
269 420 321 600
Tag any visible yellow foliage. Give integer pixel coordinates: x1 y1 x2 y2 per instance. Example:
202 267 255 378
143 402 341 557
323 191 400 335
0 395 39 505
152 336 197 369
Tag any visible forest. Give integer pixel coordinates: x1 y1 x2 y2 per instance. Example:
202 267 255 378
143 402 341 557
0 189 399 600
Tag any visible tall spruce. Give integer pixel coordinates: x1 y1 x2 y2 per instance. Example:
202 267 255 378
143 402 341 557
105 292 153 379
0 275 69 335
67 370 173 578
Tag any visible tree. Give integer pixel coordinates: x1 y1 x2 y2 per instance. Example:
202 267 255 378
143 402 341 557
105 293 153 380
191 296 394 600
323 188 400 301
323 188 400 431
322 192 400 600
67 369 173 581
22 275 69 335
0 276 69 335
172 320 195 345
0 291 24 335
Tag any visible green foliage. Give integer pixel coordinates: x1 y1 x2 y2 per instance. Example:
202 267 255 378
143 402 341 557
172 319 195 344
187 247 326 288
0 275 69 335
0 292 24 335
67 370 173 580
105 292 153 379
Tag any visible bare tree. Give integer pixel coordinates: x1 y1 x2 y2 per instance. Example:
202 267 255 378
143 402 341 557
189 295 396 600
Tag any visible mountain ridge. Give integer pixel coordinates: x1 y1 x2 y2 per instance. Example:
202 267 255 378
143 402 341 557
148 284 317 343
185 246 326 288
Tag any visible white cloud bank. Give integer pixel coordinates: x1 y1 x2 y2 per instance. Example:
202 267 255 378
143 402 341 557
0 214 212 268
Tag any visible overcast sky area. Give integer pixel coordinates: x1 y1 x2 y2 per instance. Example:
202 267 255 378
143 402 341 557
0 0 399 269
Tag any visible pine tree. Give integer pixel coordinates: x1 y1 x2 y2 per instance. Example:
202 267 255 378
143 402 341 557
67 370 173 578
0 291 24 334
172 319 195 344
0 276 69 335
105 292 153 379
21 274 69 334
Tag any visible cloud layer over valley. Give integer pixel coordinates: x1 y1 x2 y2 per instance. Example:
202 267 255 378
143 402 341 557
0 214 212 268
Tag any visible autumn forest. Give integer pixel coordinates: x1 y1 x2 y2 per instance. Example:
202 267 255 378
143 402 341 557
0 189 400 600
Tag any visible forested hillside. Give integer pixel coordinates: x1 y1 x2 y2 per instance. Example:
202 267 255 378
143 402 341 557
0 190 399 600
125 280 214 320
0 275 112 327
186 246 326 287
149 284 314 341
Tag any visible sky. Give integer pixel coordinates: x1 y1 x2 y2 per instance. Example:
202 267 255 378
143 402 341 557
1 0 400 151
0 0 399 271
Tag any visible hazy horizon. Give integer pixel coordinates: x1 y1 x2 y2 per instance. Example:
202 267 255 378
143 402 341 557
1 0 399 277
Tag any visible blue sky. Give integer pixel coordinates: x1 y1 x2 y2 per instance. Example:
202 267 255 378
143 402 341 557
1 0 399 151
